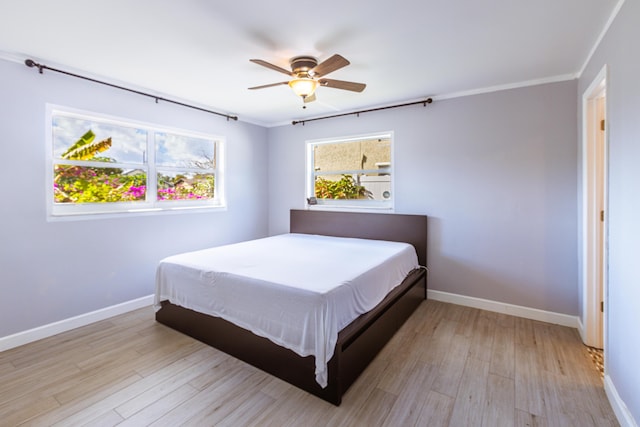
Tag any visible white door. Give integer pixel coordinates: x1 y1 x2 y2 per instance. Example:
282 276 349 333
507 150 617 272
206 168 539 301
581 66 608 350
594 94 606 349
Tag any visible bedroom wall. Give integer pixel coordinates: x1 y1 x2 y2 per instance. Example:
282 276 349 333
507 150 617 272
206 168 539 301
0 57 269 338
267 80 578 316
578 0 640 423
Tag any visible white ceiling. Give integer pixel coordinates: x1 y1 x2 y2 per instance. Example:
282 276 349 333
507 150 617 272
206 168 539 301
0 0 621 127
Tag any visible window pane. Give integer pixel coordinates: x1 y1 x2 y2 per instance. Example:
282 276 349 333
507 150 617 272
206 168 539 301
312 136 391 203
313 138 390 173
157 171 215 201
314 175 372 200
48 106 225 218
54 165 146 204
53 115 147 164
155 133 216 169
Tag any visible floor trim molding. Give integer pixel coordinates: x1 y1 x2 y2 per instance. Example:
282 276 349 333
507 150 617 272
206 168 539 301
0 295 154 352
427 289 578 328
577 316 587 342
605 374 639 427
1 291 581 352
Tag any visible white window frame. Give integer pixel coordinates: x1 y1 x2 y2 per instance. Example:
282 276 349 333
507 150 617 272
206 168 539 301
46 104 226 221
306 131 394 212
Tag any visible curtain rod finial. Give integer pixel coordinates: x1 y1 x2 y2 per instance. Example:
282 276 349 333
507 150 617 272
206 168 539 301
25 59 44 74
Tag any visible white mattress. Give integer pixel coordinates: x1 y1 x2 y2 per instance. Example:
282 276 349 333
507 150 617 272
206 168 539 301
154 233 419 387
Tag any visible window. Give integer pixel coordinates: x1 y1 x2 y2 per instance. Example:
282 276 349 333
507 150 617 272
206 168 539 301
47 106 225 218
306 132 393 210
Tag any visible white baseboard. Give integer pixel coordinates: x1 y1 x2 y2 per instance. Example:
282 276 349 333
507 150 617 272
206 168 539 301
0 294 154 352
605 374 639 427
577 316 587 342
427 289 579 328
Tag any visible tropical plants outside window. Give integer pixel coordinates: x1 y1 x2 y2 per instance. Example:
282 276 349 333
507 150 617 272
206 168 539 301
48 106 224 218
306 132 393 210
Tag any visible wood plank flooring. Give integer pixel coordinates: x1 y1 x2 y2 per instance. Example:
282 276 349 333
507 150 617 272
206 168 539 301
0 300 618 426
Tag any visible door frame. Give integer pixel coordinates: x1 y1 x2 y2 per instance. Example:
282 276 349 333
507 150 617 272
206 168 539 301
580 64 608 350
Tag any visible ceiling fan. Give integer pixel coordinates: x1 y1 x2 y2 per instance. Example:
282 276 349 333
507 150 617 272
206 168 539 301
248 54 366 103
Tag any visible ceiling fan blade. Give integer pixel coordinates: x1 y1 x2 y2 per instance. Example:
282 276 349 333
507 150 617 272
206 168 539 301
318 78 366 92
311 54 350 77
250 59 292 76
303 93 317 103
248 81 289 90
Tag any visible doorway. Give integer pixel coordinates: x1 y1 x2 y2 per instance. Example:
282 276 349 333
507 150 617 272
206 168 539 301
581 65 608 352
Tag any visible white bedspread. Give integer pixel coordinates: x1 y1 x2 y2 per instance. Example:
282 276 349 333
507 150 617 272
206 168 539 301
154 233 419 387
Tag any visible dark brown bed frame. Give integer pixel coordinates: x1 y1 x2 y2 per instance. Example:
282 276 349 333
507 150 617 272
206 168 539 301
156 209 428 405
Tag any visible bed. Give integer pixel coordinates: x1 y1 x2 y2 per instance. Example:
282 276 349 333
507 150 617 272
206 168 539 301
155 209 427 405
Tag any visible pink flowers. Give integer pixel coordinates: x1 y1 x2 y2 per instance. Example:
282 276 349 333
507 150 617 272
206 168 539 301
124 185 146 199
157 188 176 201
157 187 206 200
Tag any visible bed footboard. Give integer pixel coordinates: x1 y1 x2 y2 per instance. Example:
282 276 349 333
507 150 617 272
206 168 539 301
156 267 426 405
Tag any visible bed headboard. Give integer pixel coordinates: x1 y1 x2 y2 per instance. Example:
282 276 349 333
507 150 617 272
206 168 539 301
290 209 427 267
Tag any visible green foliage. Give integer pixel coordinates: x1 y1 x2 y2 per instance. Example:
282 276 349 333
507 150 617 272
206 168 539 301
157 174 215 200
61 130 112 161
314 175 370 199
54 165 146 203
54 129 144 204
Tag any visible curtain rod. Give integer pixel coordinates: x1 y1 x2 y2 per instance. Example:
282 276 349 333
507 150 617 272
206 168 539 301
291 97 433 125
24 59 238 122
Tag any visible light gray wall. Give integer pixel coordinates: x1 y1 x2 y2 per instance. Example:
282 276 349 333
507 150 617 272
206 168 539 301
268 80 578 316
579 0 640 422
0 58 269 338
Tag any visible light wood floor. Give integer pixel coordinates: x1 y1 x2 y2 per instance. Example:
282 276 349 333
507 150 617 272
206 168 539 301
0 300 618 426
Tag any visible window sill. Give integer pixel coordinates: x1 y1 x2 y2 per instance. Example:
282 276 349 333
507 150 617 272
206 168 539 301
305 204 394 214
47 204 227 222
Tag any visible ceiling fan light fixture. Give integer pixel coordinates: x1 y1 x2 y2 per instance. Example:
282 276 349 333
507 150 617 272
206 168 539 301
288 78 318 98
250 54 363 104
